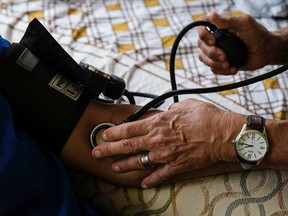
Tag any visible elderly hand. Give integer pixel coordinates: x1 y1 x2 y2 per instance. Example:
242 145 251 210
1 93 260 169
92 99 244 188
197 12 275 75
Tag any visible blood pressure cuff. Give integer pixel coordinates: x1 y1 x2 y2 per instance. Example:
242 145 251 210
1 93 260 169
0 22 92 155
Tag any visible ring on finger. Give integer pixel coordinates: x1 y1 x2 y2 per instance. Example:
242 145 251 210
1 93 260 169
140 151 155 168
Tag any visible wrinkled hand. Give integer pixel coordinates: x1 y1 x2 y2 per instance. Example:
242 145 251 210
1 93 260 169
92 99 238 188
197 12 274 75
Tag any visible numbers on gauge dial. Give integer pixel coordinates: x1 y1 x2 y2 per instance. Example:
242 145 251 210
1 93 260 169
236 131 267 161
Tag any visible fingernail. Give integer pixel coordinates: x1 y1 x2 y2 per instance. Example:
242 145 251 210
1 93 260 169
230 68 237 74
93 150 102 158
102 133 107 141
208 39 213 46
142 184 148 189
218 52 225 61
222 62 229 69
113 165 121 172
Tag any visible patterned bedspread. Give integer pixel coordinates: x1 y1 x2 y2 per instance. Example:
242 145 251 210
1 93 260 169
1 0 288 215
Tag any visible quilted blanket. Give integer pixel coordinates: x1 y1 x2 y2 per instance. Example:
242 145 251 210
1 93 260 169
1 0 287 215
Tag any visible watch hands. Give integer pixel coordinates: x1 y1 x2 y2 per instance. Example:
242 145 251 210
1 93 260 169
241 143 254 148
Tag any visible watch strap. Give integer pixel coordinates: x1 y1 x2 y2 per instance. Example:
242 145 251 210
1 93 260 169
240 162 254 170
247 115 265 131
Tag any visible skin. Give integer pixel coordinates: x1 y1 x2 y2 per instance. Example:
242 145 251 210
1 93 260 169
197 12 288 74
60 100 159 187
91 12 288 189
60 99 243 188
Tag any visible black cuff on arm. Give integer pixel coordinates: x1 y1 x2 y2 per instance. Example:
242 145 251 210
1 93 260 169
0 30 92 155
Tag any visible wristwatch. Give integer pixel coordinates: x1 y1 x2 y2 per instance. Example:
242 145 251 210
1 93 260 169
233 115 269 170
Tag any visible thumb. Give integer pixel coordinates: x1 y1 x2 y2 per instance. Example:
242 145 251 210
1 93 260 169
208 12 243 32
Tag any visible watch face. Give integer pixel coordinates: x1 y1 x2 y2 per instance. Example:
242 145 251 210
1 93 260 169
235 130 268 162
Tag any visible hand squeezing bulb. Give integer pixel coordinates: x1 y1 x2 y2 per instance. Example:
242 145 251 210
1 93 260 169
213 29 248 68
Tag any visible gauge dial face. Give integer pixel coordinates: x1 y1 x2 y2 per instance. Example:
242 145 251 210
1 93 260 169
235 130 268 162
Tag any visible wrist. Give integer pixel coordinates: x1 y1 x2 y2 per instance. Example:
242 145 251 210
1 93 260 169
216 112 246 163
268 29 288 65
261 119 288 171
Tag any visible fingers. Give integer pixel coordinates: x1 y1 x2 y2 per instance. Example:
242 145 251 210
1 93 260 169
208 12 239 32
92 118 156 158
198 38 225 61
141 164 177 188
198 39 227 67
198 53 237 75
112 154 146 172
197 26 215 46
197 13 239 75
198 39 237 75
92 135 148 158
113 159 178 189
102 119 148 142
94 111 179 158
112 151 157 172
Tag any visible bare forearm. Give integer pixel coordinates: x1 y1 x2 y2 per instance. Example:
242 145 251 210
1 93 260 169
60 100 158 187
222 112 288 172
177 117 288 182
60 100 240 187
262 119 288 171
269 27 288 65
60 99 288 188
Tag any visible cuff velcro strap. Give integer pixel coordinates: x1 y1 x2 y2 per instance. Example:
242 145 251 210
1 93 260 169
0 43 91 155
